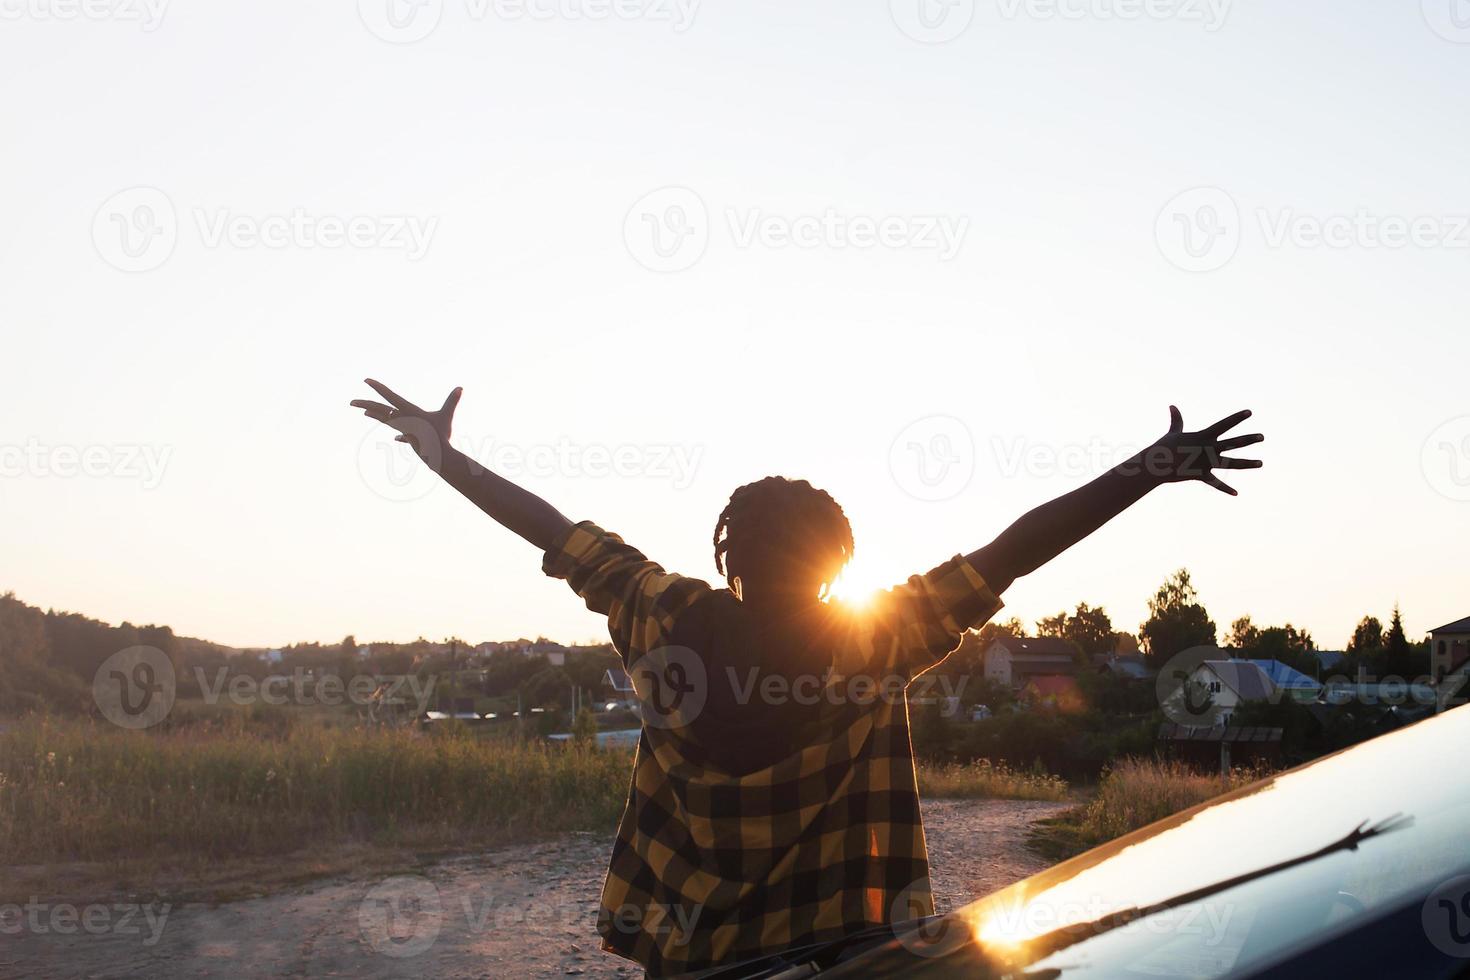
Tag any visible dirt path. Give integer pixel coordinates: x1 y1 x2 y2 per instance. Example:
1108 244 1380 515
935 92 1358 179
5 799 1070 979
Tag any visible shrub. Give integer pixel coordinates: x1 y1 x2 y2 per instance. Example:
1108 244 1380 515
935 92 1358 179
1030 756 1269 859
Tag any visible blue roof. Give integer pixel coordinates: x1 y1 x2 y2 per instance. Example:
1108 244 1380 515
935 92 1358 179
1314 651 1345 670
1242 659 1321 690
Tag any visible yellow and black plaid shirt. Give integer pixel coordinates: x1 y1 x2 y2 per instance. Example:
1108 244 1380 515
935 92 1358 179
543 522 1003 976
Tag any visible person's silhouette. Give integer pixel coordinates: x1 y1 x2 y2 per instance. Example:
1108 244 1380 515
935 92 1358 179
352 380 1263 976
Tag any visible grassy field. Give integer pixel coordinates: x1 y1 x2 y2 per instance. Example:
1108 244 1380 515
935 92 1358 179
3 709 1261 901
0 714 630 868
1029 757 1268 860
0 711 1075 900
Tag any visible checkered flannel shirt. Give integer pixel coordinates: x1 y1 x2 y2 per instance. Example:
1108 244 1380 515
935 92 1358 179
542 521 1003 976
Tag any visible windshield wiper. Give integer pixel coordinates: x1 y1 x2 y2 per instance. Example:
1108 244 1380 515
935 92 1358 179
1018 813 1414 961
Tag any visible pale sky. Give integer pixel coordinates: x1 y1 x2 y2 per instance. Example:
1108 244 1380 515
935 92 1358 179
3 0 1468 650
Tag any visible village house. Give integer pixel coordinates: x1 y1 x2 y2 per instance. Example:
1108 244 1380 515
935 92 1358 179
1241 659 1322 702
1188 659 1276 727
983 637 1079 689
1430 617 1470 686
1181 655 1324 727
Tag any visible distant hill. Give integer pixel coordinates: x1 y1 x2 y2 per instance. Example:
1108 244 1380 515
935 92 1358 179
0 591 606 715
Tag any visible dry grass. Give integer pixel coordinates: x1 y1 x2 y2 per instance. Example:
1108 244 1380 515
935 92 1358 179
917 759 1070 802
1030 756 1268 860
1075 757 1263 842
0 715 1082 903
0 715 630 868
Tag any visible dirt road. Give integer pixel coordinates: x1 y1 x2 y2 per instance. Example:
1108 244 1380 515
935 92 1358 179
4 799 1070 979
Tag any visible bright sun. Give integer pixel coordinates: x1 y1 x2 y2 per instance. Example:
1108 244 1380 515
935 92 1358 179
826 561 887 609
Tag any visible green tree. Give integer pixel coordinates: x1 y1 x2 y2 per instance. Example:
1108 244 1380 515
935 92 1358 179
1254 625 1316 674
1384 605 1412 666
1035 612 1068 639
1225 616 1314 672
1036 604 1116 659
563 645 619 693
1227 616 1261 650
521 665 572 708
1347 616 1384 657
0 593 89 713
981 618 1027 643
1139 569 1217 669
1064 603 1115 658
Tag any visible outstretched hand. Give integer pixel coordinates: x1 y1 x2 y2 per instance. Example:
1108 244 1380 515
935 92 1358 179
1142 406 1264 496
965 405 1264 594
351 379 462 464
351 378 572 548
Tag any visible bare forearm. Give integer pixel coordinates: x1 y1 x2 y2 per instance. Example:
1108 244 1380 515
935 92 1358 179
351 380 576 550
436 446 573 551
961 404 1266 593
967 456 1163 594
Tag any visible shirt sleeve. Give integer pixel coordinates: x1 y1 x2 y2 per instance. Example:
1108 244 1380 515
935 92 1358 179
867 554 1004 677
541 521 710 665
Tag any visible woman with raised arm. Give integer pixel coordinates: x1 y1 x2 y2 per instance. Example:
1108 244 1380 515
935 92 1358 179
352 380 1263 977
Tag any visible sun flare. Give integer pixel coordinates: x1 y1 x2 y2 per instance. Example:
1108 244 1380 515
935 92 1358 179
826 561 888 609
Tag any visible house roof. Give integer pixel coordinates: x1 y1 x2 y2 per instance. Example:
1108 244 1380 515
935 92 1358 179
995 637 1078 658
1200 661 1276 701
1430 616 1470 635
1314 650 1345 671
1106 656 1154 680
1012 660 1079 679
603 667 634 692
1241 659 1321 691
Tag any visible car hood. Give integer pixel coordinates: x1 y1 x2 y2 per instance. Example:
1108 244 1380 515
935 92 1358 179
822 703 1470 977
